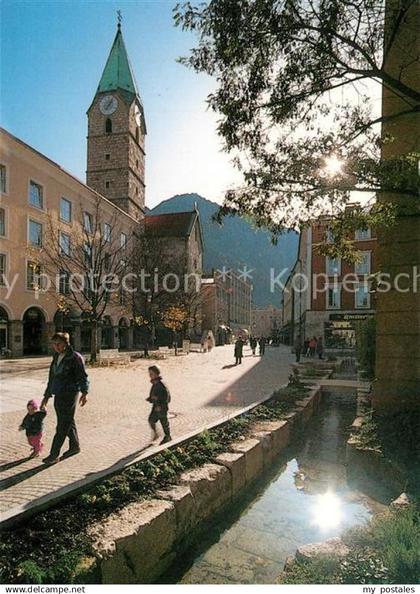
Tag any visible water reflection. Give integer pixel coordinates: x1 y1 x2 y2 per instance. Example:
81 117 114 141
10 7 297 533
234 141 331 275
311 491 342 530
162 391 389 585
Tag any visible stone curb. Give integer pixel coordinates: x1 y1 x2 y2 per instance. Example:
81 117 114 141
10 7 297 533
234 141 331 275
88 385 323 584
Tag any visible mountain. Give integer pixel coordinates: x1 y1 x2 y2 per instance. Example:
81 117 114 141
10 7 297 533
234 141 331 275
150 193 299 306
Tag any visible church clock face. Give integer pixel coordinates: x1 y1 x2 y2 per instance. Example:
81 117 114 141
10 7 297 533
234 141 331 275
99 95 118 115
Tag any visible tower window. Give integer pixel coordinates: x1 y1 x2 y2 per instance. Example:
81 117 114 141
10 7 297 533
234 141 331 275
136 159 139 168
105 153 110 160
105 181 111 189
135 128 139 143
105 118 112 134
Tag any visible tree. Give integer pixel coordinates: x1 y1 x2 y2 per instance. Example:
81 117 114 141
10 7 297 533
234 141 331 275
174 0 418 236
161 304 190 354
175 0 420 411
39 197 132 362
131 231 202 346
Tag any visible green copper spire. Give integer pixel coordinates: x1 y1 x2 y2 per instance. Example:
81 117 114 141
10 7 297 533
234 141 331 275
97 24 139 97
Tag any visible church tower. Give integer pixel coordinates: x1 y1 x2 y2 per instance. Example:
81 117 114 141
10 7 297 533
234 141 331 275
86 22 146 220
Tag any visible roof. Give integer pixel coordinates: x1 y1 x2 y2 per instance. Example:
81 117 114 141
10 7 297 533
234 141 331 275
97 25 139 98
145 211 199 238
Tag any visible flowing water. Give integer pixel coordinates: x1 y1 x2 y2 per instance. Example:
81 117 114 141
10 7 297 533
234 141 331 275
162 390 389 584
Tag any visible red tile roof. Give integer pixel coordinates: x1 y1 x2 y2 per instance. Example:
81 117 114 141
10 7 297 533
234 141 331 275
145 211 198 238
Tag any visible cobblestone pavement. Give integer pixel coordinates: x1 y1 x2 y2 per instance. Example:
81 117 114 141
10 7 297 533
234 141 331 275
0 344 294 520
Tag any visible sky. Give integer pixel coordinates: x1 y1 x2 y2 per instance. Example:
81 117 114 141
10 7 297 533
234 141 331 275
1 0 241 208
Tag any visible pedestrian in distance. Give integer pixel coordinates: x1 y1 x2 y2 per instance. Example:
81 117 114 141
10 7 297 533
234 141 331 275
19 399 47 458
303 339 309 357
259 336 266 356
234 337 244 365
294 335 302 363
250 336 257 355
309 336 317 357
316 336 324 360
147 365 172 445
41 332 89 465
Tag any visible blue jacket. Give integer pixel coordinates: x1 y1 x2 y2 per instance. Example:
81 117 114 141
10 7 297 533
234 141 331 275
44 346 89 398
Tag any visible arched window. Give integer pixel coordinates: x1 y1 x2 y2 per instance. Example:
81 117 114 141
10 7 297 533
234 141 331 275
105 118 112 134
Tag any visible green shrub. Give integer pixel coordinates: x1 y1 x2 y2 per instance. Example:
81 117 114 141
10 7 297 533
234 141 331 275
280 557 340 584
15 561 46 584
369 507 420 583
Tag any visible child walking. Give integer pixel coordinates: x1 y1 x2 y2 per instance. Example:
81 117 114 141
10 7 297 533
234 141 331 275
146 365 172 445
19 400 47 458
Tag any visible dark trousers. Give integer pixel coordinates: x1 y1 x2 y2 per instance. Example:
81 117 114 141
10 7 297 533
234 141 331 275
50 392 79 458
149 406 170 437
235 355 242 364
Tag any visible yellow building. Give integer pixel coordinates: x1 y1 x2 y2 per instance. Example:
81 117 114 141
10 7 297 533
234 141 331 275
0 24 205 357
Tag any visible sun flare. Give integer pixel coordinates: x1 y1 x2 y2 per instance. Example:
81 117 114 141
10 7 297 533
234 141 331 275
312 491 343 530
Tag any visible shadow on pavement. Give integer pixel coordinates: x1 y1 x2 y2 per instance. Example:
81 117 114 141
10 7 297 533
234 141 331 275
0 463 49 490
208 346 292 408
0 457 31 473
84 443 154 480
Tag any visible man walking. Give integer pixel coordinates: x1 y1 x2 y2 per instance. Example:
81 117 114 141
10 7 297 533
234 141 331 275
234 337 244 364
41 332 89 465
259 336 266 356
147 365 172 445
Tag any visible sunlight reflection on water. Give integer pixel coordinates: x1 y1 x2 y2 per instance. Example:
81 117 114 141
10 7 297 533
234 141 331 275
311 491 343 530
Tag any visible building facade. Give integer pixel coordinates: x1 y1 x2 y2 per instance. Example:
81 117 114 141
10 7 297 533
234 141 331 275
0 24 203 357
0 128 138 356
201 270 252 343
251 305 283 340
281 213 377 351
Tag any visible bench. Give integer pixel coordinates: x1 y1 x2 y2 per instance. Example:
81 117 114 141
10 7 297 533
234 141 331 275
99 349 131 366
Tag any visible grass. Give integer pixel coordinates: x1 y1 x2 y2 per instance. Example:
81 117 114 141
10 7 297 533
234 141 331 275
0 373 309 585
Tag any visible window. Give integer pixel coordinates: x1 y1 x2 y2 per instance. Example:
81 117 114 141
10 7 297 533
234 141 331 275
29 219 42 247
105 181 110 189
105 153 110 160
60 232 71 256
60 197 72 222
355 251 371 275
355 227 371 241
104 253 111 273
26 261 42 290
83 212 93 233
29 180 43 209
326 229 334 243
84 242 92 266
0 208 5 236
105 118 112 134
326 257 341 276
0 254 6 286
0 164 6 193
119 286 127 305
327 286 341 309
120 232 127 248
104 223 111 242
355 284 370 309
58 270 70 295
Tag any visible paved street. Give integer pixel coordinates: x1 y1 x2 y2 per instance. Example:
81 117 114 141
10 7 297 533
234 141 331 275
0 344 294 522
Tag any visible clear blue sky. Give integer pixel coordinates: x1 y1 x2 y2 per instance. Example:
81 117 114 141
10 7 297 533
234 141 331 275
1 0 239 207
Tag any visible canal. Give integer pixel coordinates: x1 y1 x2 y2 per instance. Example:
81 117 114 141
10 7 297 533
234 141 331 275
162 390 389 584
